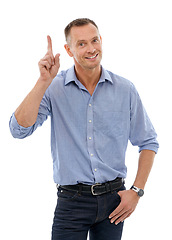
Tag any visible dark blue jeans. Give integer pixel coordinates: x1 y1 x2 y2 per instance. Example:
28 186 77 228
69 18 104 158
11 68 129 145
52 184 125 240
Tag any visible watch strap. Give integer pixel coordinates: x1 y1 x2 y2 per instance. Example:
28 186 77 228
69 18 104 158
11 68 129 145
130 185 144 197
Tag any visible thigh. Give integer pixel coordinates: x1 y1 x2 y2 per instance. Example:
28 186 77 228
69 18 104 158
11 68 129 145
52 188 95 240
89 218 124 240
89 184 126 240
52 228 87 240
52 229 87 240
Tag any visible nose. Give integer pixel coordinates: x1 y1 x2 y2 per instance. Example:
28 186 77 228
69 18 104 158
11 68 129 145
87 43 96 54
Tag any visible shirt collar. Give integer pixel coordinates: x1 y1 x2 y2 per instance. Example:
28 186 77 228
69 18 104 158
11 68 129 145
65 65 113 86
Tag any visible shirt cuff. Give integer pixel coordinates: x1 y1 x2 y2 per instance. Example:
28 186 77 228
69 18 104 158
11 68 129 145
9 113 33 138
139 144 159 154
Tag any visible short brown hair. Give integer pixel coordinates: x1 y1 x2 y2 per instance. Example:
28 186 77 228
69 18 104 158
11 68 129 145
64 18 99 42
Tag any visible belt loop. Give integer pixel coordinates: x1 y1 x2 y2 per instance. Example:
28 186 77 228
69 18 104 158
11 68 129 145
78 184 82 195
105 182 109 192
109 181 113 193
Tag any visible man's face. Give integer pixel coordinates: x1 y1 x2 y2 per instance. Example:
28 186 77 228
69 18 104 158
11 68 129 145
65 23 102 70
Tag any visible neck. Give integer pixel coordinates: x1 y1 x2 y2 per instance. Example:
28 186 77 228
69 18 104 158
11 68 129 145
74 64 102 95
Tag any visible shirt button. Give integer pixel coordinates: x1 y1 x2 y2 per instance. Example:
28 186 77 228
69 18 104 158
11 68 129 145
89 120 92 123
94 168 97 172
89 137 92 140
89 104 92 107
90 153 93 156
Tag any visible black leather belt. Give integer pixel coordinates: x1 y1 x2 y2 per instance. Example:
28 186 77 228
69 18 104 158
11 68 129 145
60 178 124 196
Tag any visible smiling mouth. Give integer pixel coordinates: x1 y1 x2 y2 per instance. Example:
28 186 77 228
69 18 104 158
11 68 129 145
85 53 99 59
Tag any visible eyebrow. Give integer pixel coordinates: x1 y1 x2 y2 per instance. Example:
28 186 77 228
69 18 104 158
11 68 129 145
76 36 99 44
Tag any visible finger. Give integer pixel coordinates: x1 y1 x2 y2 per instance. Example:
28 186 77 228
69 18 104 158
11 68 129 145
115 211 133 225
109 204 123 219
54 53 60 67
42 55 55 65
47 35 53 52
39 60 51 70
110 208 126 223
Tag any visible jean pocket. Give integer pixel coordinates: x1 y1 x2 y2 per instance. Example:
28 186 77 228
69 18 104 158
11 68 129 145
113 191 121 200
57 188 79 202
116 184 126 194
112 183 126 199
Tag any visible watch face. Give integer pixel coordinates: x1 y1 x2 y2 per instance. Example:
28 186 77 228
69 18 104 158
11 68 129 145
138 189 144 197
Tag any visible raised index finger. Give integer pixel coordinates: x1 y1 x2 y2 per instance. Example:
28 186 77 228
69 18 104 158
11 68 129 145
47 35 53 52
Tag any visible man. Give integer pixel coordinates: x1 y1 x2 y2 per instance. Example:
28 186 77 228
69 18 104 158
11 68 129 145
9 18 159 240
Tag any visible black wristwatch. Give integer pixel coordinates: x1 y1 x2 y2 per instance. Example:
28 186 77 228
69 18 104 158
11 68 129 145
130 185 144 197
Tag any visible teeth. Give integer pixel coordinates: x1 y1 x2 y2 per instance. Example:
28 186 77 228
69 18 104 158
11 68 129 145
89 55 96 59
86 54 98 59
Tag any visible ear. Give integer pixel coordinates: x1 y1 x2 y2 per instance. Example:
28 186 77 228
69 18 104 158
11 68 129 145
100 35 102 44
64 44 73 57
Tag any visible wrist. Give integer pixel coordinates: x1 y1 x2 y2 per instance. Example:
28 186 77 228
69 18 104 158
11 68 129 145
130 185 144 197
37 77 52 90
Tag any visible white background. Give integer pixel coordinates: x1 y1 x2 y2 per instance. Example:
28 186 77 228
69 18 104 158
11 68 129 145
0 0 171 239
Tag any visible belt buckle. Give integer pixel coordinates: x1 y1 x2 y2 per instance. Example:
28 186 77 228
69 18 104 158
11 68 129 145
91 183 102 196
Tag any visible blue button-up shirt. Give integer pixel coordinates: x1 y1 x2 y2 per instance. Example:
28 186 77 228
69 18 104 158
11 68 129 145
9 66 159 185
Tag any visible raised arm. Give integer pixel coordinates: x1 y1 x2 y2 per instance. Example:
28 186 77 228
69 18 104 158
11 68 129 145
15 36 60 127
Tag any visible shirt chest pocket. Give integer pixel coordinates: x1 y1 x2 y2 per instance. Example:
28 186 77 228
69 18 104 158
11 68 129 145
96 111 125 138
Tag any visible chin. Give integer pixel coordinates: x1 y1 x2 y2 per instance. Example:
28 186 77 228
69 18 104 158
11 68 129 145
75 58 102 71
87 64 101 70
84 59 102 70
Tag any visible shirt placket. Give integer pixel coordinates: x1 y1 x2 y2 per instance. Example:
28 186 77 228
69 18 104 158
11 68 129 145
87 98 99 183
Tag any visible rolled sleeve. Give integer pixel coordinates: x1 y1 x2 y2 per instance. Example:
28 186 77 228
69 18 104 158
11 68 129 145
129 84 159 154
9 90 51 139
9 113 35 139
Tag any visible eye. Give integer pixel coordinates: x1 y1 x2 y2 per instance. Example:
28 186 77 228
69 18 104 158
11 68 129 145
79 42 85 47
93 38 99 43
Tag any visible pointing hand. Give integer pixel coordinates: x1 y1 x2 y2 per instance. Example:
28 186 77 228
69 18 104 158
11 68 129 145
38 35 60 82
